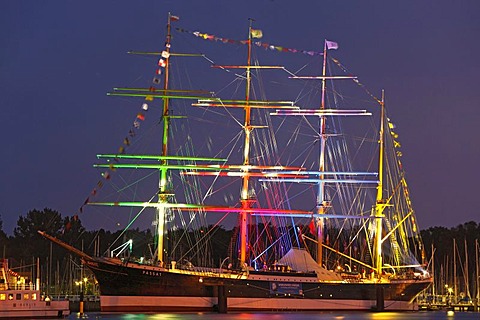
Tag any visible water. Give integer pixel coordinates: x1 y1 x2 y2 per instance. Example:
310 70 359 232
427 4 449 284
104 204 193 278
55 311 478 320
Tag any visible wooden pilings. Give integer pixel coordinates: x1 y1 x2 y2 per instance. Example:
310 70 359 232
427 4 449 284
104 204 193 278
375 286 385 311
217 285 227 313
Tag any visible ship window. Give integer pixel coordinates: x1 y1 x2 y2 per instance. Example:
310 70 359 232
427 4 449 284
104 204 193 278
16 293 21 300
0 293 5 300
23 293 29 300
8 294 13 300
32 293 37 300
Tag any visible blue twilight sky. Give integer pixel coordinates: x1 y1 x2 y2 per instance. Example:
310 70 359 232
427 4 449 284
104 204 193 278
1 0 479 234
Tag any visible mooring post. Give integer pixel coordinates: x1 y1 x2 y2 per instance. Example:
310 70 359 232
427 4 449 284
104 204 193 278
79 290 84 316
375 286 385 311
217 285 227 313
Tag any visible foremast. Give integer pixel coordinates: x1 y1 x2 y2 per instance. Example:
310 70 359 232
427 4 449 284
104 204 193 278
87 13 229 265
156 12 175 265
91 17 308 269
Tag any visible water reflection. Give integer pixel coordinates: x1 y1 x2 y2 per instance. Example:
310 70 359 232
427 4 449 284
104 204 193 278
66 311 477 320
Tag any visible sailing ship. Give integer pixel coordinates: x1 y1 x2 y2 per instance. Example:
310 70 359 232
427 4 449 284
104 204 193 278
40 14 432 312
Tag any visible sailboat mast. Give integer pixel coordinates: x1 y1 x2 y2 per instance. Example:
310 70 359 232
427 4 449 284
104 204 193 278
239 20 254 267
156 13 174 264
454 238 457 298
432 243 436 298
316 40 328 267
476 239 479 303
373 90 385 276
465 239 471 299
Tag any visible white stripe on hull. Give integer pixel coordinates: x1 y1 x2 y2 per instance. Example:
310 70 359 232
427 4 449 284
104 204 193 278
101 296 417 312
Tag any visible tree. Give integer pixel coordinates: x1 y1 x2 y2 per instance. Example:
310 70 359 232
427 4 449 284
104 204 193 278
13 208 64 261
59 214 86 246
0 215 8 257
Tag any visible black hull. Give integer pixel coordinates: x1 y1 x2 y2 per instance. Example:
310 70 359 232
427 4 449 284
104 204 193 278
84 257 431 312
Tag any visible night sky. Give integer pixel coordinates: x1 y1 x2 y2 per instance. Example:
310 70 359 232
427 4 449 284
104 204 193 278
1 0 479 234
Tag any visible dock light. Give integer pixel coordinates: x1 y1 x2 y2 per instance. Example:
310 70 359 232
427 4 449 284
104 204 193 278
199 278 204 283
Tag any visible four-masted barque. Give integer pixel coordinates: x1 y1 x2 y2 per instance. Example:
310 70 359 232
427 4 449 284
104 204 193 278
40 13 431 312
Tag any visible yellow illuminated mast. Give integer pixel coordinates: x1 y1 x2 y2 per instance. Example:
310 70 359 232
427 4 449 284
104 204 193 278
373 91 386 276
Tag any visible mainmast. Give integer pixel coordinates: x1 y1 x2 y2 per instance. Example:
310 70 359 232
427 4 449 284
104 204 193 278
239 19 254 267
184 22 309 268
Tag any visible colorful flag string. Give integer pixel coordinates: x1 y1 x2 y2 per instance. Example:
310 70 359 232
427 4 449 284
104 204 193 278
330 57 382 105
329 57 404 165
74 18 180 219
175 27 323 57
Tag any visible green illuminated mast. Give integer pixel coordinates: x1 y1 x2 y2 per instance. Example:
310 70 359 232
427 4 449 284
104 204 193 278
89 13 226 265
155 12 175 265
91 17 305 268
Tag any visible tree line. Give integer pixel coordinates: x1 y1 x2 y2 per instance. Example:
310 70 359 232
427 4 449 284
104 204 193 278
0 208 233 268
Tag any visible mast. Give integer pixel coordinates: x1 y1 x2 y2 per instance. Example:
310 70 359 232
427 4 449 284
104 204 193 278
373 90 386 277
454 238 457 298
476 239 479 304
156 12 174 264
279 39 365 267
432 243 436 299
465 239 471 299
316 40 328 267
239 19 254 267
91 18 305 269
